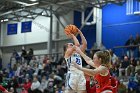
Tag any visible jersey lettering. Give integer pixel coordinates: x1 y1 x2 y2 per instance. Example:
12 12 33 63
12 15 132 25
76 58 81 65
94 79 100 88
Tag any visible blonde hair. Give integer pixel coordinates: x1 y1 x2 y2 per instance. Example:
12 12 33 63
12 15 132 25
95 50 111 68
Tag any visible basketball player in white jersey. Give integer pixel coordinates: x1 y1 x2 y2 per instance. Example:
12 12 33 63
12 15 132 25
63 30 87 93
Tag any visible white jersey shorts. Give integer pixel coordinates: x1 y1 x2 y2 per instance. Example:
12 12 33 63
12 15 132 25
65 71 86 91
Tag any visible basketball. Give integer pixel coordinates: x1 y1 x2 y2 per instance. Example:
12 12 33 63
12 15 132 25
64 24 78 36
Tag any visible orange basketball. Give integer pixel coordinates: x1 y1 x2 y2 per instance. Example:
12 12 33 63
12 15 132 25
64 24 78 35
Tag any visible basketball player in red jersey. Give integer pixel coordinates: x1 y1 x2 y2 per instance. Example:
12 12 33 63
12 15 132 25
0 85 11 93
73 46 118 93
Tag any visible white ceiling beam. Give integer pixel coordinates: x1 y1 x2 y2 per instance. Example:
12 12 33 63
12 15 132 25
0 9 23 17
12 1 39 6
57 0 84 4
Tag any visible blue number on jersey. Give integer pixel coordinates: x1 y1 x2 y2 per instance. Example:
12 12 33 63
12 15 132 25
76 58 81 65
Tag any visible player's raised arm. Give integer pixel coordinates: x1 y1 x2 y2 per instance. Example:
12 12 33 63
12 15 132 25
71 34 80 47
74 46 96 68
73 62 108 76
78 29 87 52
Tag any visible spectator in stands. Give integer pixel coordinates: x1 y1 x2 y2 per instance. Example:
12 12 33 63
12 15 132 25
118 79 127 93
21 88 28 93
14 63 21 77
126 60 135 76
0 71 3 83
56 64 65 79
128 73 139 93
9 76 18 93
111 65 119 77
125 35 136 58
39 76 48 93
12 50 20 63
56 56 64 66
50 55 57 68
38 59 43 76
26 65 34 79
135 33 140 58
47 74 55 93
109 49 119 66
21 49 27 63
9 87 16 93
8 69 14 78
134 73 140 92
55 84 65 93
61 60 67 73
12 64 17 73
130 57 137 67
23 78 32 92
119 55 130 76
135 60 140 73
29 56 37 68
33 63 39 76
53 71 63 88
134 73 139 83
27 48 34 65
30 76 41 93
44 58 52 75
43 55 49 64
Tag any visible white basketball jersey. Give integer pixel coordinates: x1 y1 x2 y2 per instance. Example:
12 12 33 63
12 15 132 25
65 53 83 72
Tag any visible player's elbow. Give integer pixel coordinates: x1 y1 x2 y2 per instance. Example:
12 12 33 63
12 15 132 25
82 42 87 46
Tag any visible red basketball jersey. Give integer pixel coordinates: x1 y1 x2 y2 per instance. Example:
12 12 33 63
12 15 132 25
94 71 113 93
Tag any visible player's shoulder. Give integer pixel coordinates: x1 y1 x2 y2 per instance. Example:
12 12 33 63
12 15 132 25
64 56 71 60
98 65 109 76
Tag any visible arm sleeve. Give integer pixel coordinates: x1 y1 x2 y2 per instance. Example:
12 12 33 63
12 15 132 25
0 85 6 92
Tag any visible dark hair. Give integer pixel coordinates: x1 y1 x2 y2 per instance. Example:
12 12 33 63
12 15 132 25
63 44 68 56
63 44 68 53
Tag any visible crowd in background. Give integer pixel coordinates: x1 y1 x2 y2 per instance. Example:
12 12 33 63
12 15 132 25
0 48 67 93
0 33 140 93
